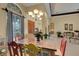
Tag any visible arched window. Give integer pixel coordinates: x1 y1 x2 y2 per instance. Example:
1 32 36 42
7 3 22 15
7 3 24 43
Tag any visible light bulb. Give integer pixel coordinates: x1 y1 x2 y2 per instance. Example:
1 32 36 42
28 12 33 15
32 14 35 18
39 11 43 16
39 18 42 20
37 15 40 17
34 9 38 14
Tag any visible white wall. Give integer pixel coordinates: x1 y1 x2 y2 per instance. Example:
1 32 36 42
51 14 79 34
0 5 7 38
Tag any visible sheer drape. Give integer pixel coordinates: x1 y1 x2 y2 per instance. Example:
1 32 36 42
7 11 13 43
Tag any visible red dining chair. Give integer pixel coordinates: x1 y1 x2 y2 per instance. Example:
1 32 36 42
8 41 23 56
55 38 67 56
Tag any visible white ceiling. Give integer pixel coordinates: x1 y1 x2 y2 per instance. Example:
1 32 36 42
22 3 39 7
51 3 79 14
21 3 79 16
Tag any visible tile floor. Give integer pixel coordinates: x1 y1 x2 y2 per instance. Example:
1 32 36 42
28 34 79 56
46 36 79 56
6 34 79 56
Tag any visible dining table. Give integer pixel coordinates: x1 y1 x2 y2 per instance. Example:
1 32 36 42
20 39 57 56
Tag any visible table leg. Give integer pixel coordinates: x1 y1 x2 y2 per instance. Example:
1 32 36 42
49 50 55 56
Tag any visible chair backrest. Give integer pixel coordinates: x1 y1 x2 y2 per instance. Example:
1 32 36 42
8 41 23 56
60 38 67 56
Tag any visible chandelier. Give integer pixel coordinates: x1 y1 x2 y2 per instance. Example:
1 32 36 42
28 9 43 21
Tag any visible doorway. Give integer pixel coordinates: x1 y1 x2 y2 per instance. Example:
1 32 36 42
28 20 35 34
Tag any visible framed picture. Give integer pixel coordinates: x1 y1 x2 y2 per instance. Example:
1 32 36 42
48 23 54 32
65 24 68 30
50 23 54 29
69 24 73 31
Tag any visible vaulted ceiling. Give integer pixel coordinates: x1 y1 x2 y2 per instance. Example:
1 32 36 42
22 3 40 7
50 3 79 14
22 3 79 17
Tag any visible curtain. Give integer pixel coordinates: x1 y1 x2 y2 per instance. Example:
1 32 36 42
21 16 24 39
6 11 13 43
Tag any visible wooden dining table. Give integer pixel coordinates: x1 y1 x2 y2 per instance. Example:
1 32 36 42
22 39 57 56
